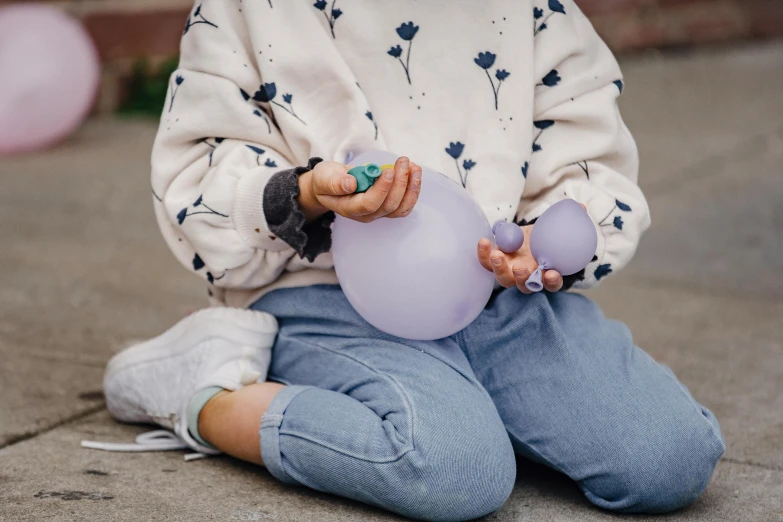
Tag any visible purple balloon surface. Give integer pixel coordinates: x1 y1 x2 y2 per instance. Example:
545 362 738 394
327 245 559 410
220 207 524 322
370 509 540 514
332 150 495 340
526 199 597 291
493 220 524 254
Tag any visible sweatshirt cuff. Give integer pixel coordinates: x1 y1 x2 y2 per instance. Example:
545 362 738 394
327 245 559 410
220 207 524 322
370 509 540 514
234 166 278 250
262 157 335 262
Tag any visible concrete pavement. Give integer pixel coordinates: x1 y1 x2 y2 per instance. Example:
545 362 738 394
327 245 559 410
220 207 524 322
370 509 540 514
1 42 782 521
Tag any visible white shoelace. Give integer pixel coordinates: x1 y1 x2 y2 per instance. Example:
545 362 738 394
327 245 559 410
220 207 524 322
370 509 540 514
81 430 207 462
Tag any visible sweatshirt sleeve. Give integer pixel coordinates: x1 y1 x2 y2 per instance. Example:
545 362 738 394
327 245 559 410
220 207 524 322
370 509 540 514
519 0 651 288
151 2 332 291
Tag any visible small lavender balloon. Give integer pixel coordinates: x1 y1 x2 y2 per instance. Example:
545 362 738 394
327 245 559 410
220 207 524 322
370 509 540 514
492 220 524 253
525 199 598 292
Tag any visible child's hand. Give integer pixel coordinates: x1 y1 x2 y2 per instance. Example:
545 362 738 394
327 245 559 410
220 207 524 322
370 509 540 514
476 203 587 293
298 157 422 223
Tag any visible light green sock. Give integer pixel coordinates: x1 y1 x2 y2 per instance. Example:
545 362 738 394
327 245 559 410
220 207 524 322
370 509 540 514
187 386 224 448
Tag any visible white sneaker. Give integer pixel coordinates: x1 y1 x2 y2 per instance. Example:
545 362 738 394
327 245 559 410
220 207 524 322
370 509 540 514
87 307 277 457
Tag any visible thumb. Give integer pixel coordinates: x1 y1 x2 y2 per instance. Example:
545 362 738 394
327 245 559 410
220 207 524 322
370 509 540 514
315 168 356 196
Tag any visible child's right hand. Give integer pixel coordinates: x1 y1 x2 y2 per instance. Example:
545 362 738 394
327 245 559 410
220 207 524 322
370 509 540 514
298 156 422 223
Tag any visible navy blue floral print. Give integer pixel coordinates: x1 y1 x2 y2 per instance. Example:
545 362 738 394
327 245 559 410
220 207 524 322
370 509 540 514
521 161 529 178
314 0 342 39
532 119 554 152
538 69 560 87
534 0 566 36
246 145 266 165
253 108 272 132
614 79 624 93
575 160 589 178
594 263 612 280
599 199 632 230
254 83 307 126
203 137 224 166
177 195 228 225
192 253 225 284
244 144 278 167
445 142 476 188
388 22 419 85
206 271 225 284
240 87 272 132
366 111 378 140
474 52 510 110
169 75 184 112
184 4 218 35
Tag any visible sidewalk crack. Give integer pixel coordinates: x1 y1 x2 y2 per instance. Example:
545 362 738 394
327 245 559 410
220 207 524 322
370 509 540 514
723 457 783 472
0 405 104 451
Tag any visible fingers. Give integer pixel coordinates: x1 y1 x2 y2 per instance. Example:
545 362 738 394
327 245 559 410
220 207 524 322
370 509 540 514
490 253 516 288
478 239 537 291
543 270 563 292
477 238 493 271
512 265 534 294
312 162 356 196
317 157 422 222
342 166 395 219
368 157 410 219
386 162 422 218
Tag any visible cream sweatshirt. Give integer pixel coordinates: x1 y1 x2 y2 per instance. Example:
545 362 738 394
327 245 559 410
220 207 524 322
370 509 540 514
151 0 651 309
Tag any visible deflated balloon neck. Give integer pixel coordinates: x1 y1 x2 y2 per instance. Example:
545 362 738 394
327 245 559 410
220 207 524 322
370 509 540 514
525 267 544 292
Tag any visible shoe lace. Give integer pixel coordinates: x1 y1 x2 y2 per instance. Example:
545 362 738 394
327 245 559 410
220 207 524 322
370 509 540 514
81 430 208 462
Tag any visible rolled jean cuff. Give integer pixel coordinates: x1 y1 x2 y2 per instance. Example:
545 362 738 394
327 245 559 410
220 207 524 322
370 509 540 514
260 384 316 485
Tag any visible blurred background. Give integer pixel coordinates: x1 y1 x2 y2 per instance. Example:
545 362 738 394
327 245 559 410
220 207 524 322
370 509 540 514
1 1 782 521
21 0 783 115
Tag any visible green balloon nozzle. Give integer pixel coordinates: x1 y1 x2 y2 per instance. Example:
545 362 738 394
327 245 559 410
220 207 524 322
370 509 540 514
347 163 383 193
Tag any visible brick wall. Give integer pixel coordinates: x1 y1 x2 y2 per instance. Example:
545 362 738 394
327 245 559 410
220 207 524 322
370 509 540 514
13 0 783 112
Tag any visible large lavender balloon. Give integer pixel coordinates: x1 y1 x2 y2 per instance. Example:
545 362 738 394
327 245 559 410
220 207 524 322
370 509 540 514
525 199 598 292
332 150 495 340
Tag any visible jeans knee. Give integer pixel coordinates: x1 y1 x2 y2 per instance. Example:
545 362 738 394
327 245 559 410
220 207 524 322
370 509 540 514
393 427 517 521
584 416 726 513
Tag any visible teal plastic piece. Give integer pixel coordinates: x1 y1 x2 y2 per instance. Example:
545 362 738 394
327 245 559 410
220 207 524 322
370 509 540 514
347 163 383 193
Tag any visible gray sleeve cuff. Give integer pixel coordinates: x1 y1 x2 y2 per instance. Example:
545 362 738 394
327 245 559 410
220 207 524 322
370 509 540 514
262 157 335 262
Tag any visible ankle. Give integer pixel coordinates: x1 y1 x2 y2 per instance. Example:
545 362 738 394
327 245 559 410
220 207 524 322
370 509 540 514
196 390 231 444
196 382 285 464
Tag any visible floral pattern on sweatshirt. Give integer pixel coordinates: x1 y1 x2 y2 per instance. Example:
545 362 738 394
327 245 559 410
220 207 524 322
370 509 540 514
314 0 343 38
445 142 477 188
474 52 510 110
150 0 650 299
388 22 419 85
184 4 218 35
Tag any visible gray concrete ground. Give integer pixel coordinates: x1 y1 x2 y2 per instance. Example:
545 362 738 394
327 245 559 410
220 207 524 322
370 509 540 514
1 42 782 521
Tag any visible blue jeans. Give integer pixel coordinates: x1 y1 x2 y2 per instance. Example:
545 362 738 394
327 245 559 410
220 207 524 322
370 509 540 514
251 285 724 522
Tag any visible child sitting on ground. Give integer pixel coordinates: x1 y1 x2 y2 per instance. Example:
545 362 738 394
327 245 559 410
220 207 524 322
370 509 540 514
99 1 725 520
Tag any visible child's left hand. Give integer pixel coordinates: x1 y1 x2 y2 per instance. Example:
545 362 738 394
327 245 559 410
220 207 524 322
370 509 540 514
477 203 587 293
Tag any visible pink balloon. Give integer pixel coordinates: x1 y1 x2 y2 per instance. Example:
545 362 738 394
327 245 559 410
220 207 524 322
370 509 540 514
332 151 495 341
0 5 99 156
